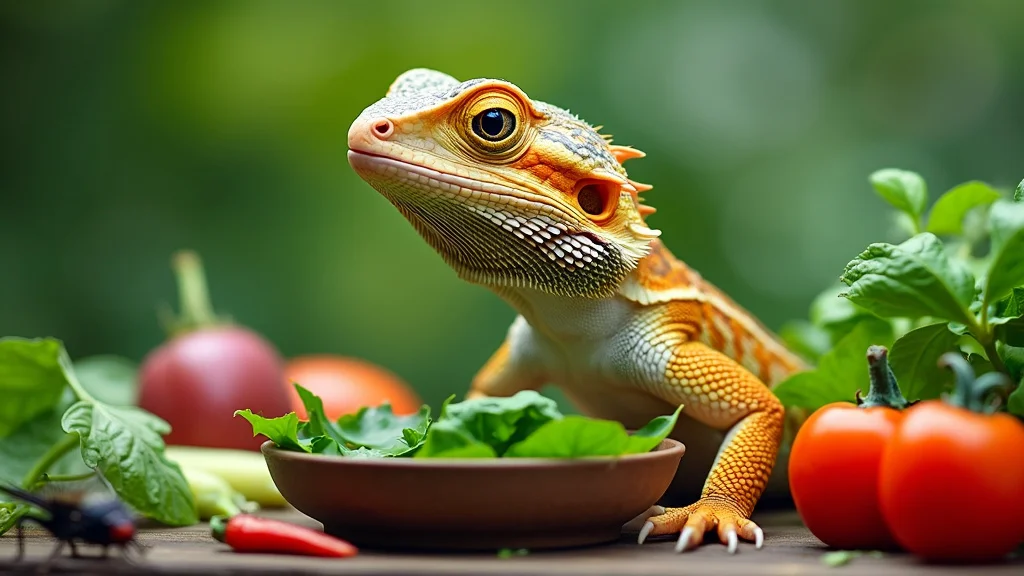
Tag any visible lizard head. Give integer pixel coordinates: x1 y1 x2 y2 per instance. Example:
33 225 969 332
347 68 660 299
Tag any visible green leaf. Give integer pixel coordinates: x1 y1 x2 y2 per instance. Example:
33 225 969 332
999 342 1024 384
0 388 89 487
1015 179 1023 202
870 168 927 222
773 318 895 411
334 403 432 456
234 410 307 452
982 200 1024 308
292 384 338 440
505 417 628 457
925 181 1001 236
623 405 683 453
72 355 139 406
840 233 976 325
295 435 338 455
778 320 831 363
0 337 71 437
504 406 681 458
995 317 1024 348
0 503 30 537
994 288 1024 320
887 324 962 401
430 390 564 456
415 420 497 458
1007 376 1024 416
62 401 197 526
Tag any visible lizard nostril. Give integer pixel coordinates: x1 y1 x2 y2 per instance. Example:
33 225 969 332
372 119 394 139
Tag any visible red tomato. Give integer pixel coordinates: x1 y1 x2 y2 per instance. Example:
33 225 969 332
788 401 903 550
283 355 422 420
879 400 1024 561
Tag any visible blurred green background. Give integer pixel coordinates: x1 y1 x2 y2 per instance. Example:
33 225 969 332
2 0 1022 411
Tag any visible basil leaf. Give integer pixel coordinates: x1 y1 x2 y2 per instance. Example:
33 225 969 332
888 323 962 401
840 233 976 325
982 200 1024 308
925 181 1001 236
0 388 89 487
999 342 1024 385
73 355 138 407
623 405 683 453
774 318 895 411
433 391 563 456
415 420 497 458
234 410 306 452
870 168 927 222
778 320 831 363
334 403 431 456
1008 376 1024 416
62 402 197 526
0 338 70 437
292 384 338 441
505 417 628 457
505 404 682 459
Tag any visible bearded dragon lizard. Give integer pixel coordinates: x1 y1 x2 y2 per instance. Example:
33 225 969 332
347 69 809 553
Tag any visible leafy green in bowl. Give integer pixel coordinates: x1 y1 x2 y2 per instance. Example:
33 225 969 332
236 386 682 460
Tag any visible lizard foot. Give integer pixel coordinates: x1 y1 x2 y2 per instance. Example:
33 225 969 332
637 499 764 554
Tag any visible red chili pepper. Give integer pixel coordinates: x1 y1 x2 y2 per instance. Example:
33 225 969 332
210 514 358 558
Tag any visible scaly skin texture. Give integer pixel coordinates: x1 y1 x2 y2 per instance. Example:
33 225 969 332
347 69 809 553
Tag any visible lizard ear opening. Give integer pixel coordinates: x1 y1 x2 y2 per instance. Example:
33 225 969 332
574 179 619 223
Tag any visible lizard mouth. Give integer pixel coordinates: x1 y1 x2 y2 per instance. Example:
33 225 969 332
347 148 633 298
347 149 575 219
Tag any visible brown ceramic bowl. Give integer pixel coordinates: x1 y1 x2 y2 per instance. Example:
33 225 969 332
261 438 685 551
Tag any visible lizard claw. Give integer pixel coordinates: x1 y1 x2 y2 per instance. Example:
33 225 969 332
638 499 764 553
625 505 665 534
674 526 697 553
638 521 655 545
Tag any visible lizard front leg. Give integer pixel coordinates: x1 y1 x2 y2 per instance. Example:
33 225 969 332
638 341 783 553
466 316 547 400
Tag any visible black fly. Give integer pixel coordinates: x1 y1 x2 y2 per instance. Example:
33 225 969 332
0 483 145 570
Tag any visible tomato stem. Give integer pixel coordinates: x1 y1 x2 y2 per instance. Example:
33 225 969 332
938 352 1012 414
857 345 912 409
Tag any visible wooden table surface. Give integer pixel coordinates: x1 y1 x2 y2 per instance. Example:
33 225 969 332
1 508 1021 575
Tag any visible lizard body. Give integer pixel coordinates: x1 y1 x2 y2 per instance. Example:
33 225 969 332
347 69 809 553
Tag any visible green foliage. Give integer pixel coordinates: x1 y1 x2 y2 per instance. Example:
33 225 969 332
925 181 1001 235
870 168 928 229
840 233 976 325
0 338 197 536
773 319 894 411
775 169 1024 416
0 338 71 437
62 402 197 526
887 324 961 400
239 390 682 460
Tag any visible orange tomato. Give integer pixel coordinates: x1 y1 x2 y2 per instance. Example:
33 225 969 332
283 355 423 419
879 400 1024 561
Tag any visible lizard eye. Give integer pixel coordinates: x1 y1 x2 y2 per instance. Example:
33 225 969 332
472 108 516 142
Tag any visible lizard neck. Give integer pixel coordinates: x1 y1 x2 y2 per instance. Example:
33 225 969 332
491 285 638 343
